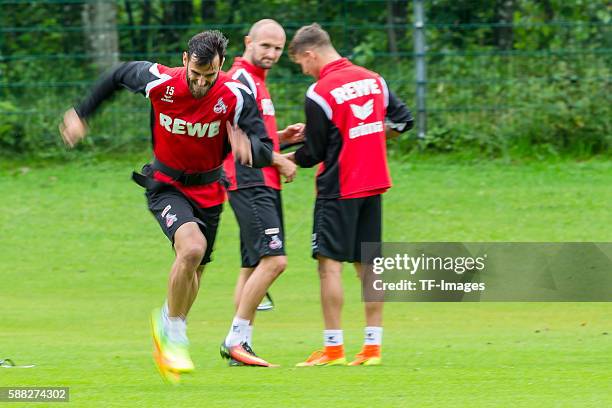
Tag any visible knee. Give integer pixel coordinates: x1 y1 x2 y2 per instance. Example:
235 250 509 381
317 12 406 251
317 258 342 280
177 239 207 266
262 255 287 278
318 265 340 280
273 256 287 274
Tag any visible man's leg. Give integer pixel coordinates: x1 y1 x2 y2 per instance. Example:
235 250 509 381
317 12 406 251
221 256 285 366
296 255 347 367
222 188 286 366
168 222 207 319
226 255 286 341
297 197 356 367
185 265 205 317
349 195 384 366
235 256 285 322
233 267 255 350
354 262 383 327
234 268 275 314
317 256 346 362
151 221 205 379
233 267 255 312
318 256 344 330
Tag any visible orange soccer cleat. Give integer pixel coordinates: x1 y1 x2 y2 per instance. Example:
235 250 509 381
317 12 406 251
348 345 382 366
296 345 347 367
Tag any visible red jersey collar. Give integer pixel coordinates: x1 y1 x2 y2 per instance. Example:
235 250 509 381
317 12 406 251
319 58 352 79
232 57 268 80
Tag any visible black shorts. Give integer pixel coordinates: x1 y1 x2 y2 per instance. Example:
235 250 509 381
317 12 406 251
312 194 382 263
146 186 222 265
228 186 285 268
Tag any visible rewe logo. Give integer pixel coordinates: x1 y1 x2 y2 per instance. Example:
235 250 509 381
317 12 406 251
330 78 381 104
350 99 374 120
159 113 220 138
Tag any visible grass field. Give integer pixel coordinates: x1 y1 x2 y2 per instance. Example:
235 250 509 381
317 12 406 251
1 156 611 407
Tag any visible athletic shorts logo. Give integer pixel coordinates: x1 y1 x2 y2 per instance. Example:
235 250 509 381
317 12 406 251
161 205 172 218
165 213 178 228
269 235 283 250
214 97 227 114
312 233 318 250
265 228 280 235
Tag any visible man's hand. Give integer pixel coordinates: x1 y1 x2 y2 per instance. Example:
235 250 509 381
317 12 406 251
385 124 401 140
272 152 297 183
227 121 253 167
278 123 305 145
59 108 88 148
283 152 296 163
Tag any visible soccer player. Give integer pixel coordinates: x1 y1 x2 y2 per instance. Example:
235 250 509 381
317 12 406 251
59 30 276 380
285 24 414 366
221 19 304 367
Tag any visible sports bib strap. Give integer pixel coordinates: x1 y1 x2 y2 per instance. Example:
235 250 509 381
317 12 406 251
132 159 223 191
151 158 223 186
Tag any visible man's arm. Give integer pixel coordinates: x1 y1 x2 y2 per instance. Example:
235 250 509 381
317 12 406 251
231 71 297 179
76 61 156 119
278 123 305 145
234 88 273 168
60 61 157 147
385 89 414 138
292 97 330 168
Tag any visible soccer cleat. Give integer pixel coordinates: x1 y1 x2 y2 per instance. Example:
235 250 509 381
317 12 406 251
228 358 244 367
295 349 347 367
228 343 257 367
150 308 194 383
220 342 278 367
257 292 275 311
348 345 382 366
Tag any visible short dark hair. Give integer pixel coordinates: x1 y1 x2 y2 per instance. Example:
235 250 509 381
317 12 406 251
288 23 332 59
187 30 228 66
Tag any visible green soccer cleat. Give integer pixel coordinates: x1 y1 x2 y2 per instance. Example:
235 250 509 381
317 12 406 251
150 308 194 383
257 292 275 311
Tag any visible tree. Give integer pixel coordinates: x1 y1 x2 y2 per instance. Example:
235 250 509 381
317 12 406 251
163 0 194 47
82 0 120 72
386 0 409 55
201 0 217 21
495 0 516 50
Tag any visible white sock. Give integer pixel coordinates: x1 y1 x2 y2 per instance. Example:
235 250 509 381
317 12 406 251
162 301 169 321
324 329 343 346
244 325 253 346
364 326 383 346
162 300 187 322
225 317 250 347
166 316 188 344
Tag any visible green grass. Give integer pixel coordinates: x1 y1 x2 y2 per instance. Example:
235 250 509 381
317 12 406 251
1 157 611 407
